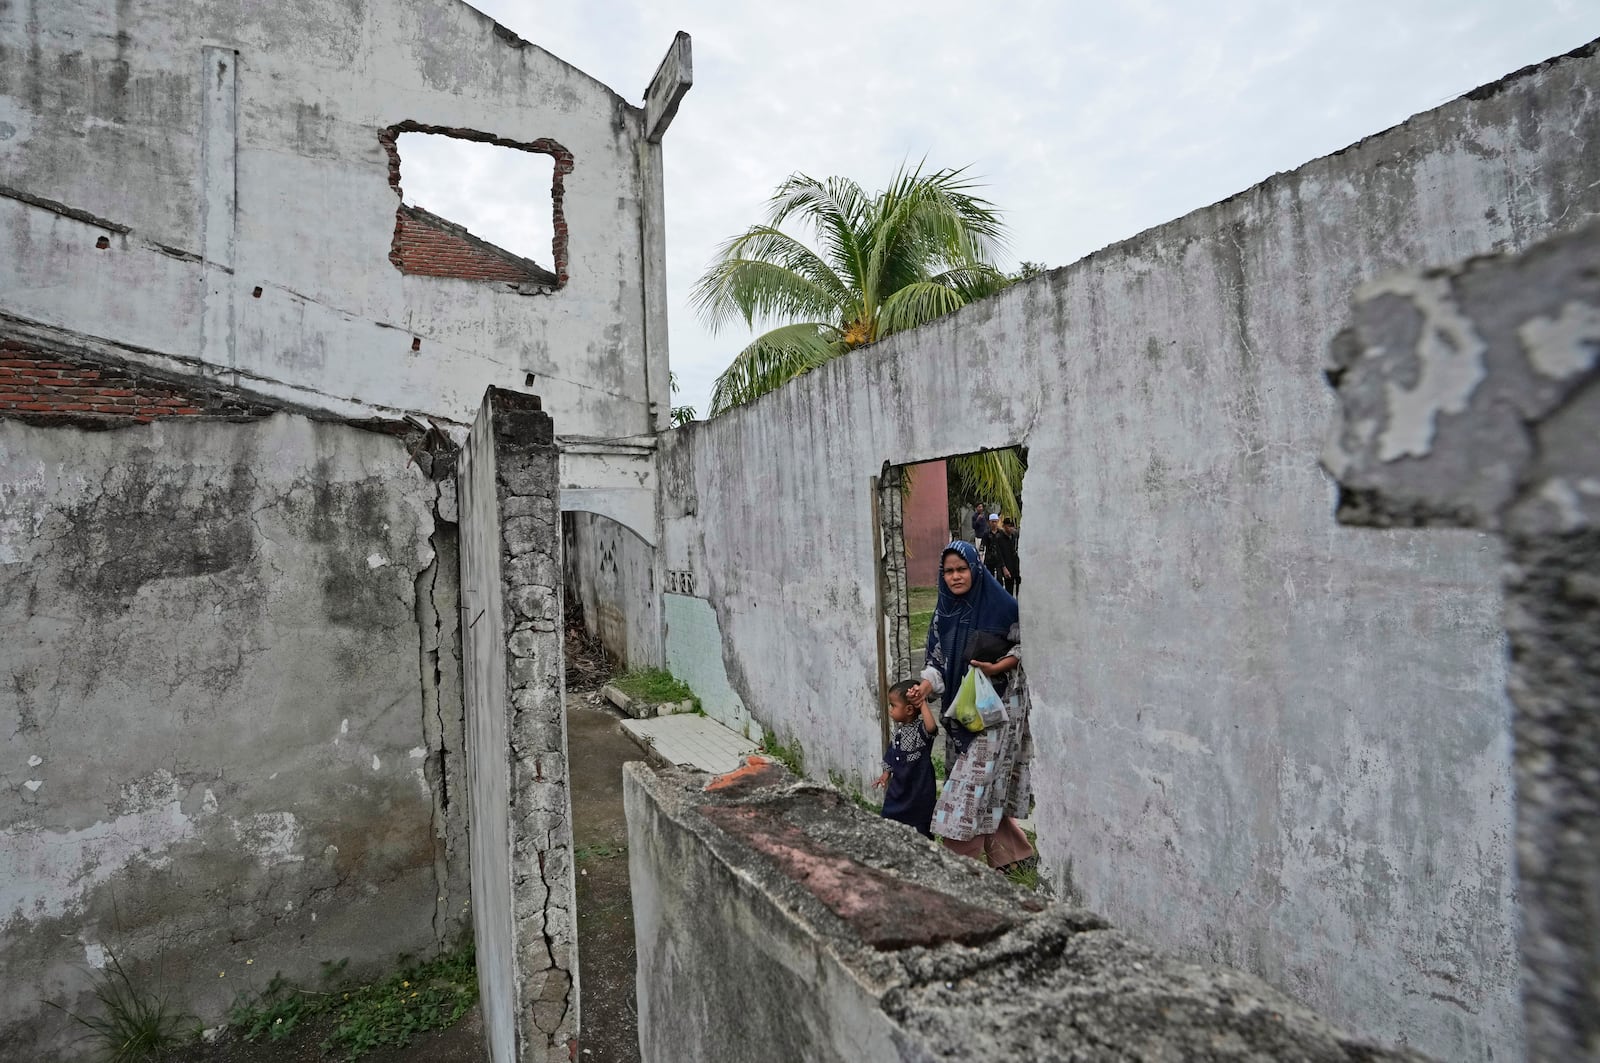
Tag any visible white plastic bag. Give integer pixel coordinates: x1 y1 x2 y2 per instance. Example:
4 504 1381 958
972 670 1009 729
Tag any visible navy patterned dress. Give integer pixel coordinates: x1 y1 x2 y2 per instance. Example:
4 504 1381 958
881 718 938 838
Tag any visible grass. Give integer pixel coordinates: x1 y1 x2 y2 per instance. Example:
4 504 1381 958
611 668 697 709
47 949 193 1063
759 729 805 777
907 584 937 642
228 939 477 1061
573 842 627 861
828 770 881 813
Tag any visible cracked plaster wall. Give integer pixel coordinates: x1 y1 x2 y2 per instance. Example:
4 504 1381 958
0 0 673 434
1326 220 1600 1060
0 413 467 1060
458 389 574 1063
651 41 1600 1062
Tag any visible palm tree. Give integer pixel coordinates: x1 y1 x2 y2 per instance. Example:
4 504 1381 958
693 165 1011 412
692 165 1024 515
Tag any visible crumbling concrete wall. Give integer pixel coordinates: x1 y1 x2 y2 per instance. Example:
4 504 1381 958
627 758 1428 1062
652 41 1600 1060
0 0 677 435
1325 221 1600 1061
0 400 466 1059
457 389 575 1063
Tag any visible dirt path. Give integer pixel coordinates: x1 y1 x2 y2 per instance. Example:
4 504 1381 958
567 697 645 1063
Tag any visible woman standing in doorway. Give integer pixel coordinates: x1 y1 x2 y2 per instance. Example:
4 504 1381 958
912 540 1036 870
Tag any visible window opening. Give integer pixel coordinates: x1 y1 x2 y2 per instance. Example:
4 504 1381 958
379 123 572 290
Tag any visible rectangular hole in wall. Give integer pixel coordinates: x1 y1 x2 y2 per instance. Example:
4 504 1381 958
876 446 1028 745
381 125 570 289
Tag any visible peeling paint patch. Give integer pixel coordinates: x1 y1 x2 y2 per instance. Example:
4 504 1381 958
372 755 382 771
27 755 42 767
1518 301 1600 379
1364 275 1488 461
367 553 389 569
1142 728 1214 757
0 801 196 922
23 780 42 792
228 812 303 866
84 942 107 968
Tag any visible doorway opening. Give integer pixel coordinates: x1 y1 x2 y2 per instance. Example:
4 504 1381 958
872 446 1027 746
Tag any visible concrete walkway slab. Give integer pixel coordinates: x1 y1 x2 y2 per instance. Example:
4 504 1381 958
621 714 757 774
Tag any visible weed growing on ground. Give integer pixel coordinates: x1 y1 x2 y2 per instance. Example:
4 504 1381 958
46 949 193 1063
573 842 627 861
611 668 696 708
229 940 476 1062
828 770 881 813
759 729 806 777
1004 862 1041 891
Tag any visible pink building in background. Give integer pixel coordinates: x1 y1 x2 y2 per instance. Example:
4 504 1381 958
903 460 950 587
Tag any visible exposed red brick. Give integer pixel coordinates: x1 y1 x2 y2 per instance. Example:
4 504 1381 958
0 338 276 424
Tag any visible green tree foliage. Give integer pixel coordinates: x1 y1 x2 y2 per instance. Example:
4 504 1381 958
693 165 1010 415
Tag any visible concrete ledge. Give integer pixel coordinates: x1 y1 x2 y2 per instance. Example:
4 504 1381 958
626 758 1431 1062
599 682 695 720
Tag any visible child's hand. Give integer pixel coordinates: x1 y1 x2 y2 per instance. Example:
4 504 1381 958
872 771 889 790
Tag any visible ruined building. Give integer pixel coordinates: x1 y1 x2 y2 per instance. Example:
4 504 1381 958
3 1 1597 1061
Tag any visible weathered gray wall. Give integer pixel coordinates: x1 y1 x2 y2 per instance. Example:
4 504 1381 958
458 389 575 1063
650 42 1600 1061
0 413 466 1059
563 511 661 669
627 759 1426 1063
0 0 675 436
1325 221 1600 1061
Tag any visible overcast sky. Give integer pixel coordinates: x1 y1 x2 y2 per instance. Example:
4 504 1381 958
409 1 1598 419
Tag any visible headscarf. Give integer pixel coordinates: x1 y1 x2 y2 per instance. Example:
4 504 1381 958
925 540 1018 710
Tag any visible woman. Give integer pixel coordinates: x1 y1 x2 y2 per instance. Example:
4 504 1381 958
913 540 1036 870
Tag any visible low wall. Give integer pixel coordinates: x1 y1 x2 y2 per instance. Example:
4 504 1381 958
626 758 1428 1062
644 41 1600 1060
0 405 466 1059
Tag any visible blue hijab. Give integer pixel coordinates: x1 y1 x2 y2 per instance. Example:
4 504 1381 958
925 540 1019 712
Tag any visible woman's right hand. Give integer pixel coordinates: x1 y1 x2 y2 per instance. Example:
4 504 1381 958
911 679 934 704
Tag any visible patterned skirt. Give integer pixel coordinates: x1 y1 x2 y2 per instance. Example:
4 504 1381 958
931 673 1034 842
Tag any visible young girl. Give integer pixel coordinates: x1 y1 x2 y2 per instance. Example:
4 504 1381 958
873 679 939 838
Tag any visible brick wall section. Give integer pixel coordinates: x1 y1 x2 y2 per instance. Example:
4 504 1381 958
0 338 275 424
391 205 559 287
379 123 572 288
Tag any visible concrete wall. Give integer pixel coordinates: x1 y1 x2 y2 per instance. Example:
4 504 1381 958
0 0 674 435
627 758 1426 1063
1325 221 1600 1061
648 42 1600 1061
563 511 662 669
458 389 575 1063
0 409 466 1059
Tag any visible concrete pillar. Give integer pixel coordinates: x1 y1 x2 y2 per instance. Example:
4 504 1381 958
458 388 576 1063
1324 222 1600 1060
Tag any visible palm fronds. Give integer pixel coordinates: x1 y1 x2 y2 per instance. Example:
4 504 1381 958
708 321 845 415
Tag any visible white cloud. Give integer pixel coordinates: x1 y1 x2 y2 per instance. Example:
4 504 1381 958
445 0 1598 417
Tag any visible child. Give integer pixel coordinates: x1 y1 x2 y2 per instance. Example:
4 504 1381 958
873 678 939 838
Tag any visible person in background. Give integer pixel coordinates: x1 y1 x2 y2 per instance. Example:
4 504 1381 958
873 679 939 837
970 504 989 545
990 516 1020 595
